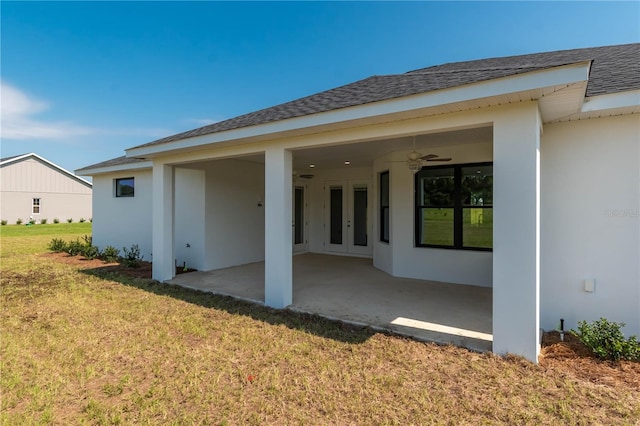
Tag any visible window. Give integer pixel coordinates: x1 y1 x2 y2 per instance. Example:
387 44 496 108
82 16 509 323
415 163 492 250
380 171 389 243
32 198 41 214
115 177 135 197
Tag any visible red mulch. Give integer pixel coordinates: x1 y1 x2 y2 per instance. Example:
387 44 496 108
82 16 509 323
41 252 195 279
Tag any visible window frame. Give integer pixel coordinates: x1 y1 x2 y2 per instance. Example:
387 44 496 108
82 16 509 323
414 162 493 251
115 177 135 198
32 198 41 214
379 171 390 243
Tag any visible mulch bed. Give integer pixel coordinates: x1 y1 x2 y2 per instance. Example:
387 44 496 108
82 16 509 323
41 252 195 279
42 251 640 389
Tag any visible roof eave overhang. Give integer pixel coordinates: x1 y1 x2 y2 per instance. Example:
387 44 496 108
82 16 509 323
583 89 640 112
546 89 640 123
75 160 153 176
126 61 592 159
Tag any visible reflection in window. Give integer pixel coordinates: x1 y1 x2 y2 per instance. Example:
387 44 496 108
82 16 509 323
380 171 389 243
116 177 135 197
415 164 492 250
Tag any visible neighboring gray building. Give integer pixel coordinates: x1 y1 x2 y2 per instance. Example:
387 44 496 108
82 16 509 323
1 153 92 224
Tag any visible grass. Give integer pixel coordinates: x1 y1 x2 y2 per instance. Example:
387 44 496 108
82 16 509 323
2 224 639 424
421 209 493 248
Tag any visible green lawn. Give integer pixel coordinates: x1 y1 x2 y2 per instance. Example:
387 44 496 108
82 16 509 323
1 222 92 257
1 224 639 424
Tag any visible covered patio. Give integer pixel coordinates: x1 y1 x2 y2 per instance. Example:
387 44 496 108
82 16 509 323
168 253 492 352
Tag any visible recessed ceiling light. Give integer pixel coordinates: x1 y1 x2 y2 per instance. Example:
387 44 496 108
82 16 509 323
309 164 315 168
344 160 351 165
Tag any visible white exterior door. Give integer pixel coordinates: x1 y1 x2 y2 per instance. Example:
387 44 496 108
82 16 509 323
292 184 308 253
324 179 372 256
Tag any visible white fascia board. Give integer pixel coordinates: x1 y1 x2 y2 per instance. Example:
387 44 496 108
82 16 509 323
126 62 591 158
581 89 640 113
0 152 34 166
2 152 93 187
75 161 152 176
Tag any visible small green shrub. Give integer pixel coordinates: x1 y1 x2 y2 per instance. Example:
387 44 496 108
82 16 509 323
48 238 68 252
67 218 73 223
1 220 7 226
53 218 60 224
79 218 86 223
16 218 23 225
40 218 48 224
28 218 36 225
573 318 640 361
82 245 100 260
67 239 84 256
90 218 93 223
82 235 92 246
122 244 142 268
101 246 120 263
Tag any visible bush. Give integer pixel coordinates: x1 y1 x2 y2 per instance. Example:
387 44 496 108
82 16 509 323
16 218 23 225
40 218 48 224
79 218 86 223
67 218 73 223
573 318 640 361
28 218 36 225
122 244 143 268
1 220 6 226
82 245 100 260
90 218 93 223
101 246 120 263
53 218 60 224
48 238 68 252
82 235 92 246
66 239 84 256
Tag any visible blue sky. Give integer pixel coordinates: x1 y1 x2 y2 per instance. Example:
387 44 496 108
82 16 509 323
2 1 639 174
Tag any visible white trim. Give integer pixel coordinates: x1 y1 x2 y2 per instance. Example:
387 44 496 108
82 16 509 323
1 153 93 187
126 62 591 158
76 160 152 176
581 89 640 113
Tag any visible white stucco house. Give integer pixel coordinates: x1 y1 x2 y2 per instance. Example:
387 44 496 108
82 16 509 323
77 43 639 362
1 153 92 224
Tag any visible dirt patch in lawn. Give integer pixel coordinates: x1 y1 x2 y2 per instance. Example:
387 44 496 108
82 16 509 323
43 251 640 391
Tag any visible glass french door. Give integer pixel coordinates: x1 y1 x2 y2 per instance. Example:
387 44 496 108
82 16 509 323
293 185 308 253
325 179 372 256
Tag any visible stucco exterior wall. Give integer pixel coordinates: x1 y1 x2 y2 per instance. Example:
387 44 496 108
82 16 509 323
204 159 265 270
390 141 494 287
1 157 92 223
175 168 206 271
540 114 640 336
92 170 153 261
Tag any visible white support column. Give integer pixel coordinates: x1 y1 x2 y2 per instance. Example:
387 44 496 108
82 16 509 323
493 102 541 363
152 163 175 282
264 146 293 308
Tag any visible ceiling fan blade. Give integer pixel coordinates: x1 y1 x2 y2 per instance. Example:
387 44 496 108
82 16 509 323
420 154 439 160
426 158 452 162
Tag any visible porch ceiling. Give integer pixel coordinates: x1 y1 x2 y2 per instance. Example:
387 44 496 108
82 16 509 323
189 125 492 171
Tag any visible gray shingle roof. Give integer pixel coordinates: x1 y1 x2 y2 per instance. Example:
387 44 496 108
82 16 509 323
0 154 26 163
76 155 148 172
131 43 638 150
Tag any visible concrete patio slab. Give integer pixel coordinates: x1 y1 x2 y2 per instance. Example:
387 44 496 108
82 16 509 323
168 253 492 352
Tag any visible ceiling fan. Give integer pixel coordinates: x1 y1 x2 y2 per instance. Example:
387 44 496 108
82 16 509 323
293 171 314 179
402 137 452 173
